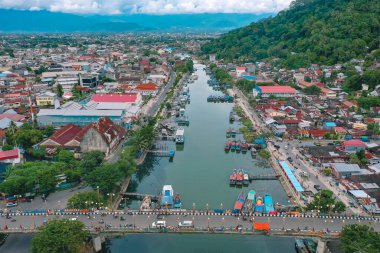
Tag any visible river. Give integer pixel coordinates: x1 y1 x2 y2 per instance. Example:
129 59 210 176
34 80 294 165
128 63 289 210
107 234 296 253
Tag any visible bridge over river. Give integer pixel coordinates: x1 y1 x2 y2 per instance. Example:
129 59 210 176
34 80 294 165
1 210 379 237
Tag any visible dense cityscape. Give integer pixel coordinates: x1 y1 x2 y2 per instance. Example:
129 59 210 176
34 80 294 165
0 0 379 253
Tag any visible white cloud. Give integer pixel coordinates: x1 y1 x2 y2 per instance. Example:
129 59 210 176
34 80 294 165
0 0 292 15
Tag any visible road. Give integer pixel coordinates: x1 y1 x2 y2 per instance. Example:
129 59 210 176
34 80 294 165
0 234 33 253
1 211 379 234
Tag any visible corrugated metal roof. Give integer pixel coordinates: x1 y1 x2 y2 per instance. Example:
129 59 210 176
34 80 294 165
37 109 123 117
279 161 304 192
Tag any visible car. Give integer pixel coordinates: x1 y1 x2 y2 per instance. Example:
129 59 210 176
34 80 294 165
287 157 293 162
284 145 288 150
178 220 193 228
151 221 166 228
6 202 18 207
327 143 334 146
69 217 77 221
156 214 165 220
314 184 322 191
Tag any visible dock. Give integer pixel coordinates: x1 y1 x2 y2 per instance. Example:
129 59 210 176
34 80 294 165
148 149 175 157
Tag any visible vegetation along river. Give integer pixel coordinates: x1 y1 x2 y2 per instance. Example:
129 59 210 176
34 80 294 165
128 64 289 210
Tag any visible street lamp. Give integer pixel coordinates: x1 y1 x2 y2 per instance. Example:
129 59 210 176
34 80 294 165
96 186 100 202
206 203 209 214
107 193 115 210
207 217 210 230
220 203 223 210
222 217 225 228
192 203 196 214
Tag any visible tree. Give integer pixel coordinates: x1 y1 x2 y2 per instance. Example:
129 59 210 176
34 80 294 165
306 189 346 213
86 165 122 195
32 220 89 253
341 224 380 253
258 149 271 160
350 154 361 164
80 151 105 174
2 144 14 151
303 85 321 95
56 84 64 98
68 191 105 209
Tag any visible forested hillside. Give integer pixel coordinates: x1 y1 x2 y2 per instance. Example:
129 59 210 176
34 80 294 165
202 0 380 68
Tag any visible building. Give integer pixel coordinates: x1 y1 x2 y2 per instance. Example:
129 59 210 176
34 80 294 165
40 117 126 155
236 66 246 77
36 92 57 106
324 163 363 179
323 122 337 130
253 86 297 98
343 140 366 153
91 93 142 106
79 74 99 88
136 82 158 96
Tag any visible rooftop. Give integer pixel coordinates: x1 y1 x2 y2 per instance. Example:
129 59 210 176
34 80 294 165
258 86 297 94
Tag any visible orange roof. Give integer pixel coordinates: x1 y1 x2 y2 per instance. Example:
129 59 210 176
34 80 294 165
136 82 157 91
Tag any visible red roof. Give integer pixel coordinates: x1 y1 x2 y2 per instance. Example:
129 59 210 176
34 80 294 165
259 86 296 94
91 93 138 103
308 129 332 137
334 127 347 133
0 113 25 122
343 140 366 147
136 82 157 91
283 119 300 124
49 124 82 146
0 148 19 161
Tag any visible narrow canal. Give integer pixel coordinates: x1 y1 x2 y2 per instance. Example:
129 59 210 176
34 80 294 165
129 63 289 210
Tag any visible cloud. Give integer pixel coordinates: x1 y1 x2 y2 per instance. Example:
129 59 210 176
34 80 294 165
0 0 292 15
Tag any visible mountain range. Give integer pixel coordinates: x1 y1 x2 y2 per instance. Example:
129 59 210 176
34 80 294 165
202 0 380 67
0 9 271 32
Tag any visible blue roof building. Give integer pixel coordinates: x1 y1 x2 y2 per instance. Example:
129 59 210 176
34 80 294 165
323 122 337 130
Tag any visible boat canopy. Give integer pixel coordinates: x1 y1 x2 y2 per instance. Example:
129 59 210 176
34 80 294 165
162 185 174 196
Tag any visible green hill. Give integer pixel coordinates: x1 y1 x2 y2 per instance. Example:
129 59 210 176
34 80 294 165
201 0 380 68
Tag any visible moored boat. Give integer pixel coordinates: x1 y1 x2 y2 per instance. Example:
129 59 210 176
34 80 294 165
243 172 249 186
236 170 243 186
244 190 256 211
229 170 237 186
233 191 245 214
255 196 264 213
173 194 182 209
140 196 152 211
236 140 241 153
241 142 249 153
230 141 236 151
160 185 174 208
264 193 276 214
224 141 231 151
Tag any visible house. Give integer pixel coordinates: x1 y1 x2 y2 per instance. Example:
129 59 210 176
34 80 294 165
323 122 337 130
36 92 57 106
79 74 99 88
40 117 126 156
80 117 126 155
253 86 297 98
91 93 141 105
324 163 363 179
343 140 366 153
0 148 21 165
136 82 158 96
236 66 246 77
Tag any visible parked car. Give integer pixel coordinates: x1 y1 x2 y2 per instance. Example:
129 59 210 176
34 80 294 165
152 221 166 228
314 185 322 191
6 202 18 207
178 220 193 228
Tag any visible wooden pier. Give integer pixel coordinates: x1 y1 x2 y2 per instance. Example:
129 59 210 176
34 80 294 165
147 150 175 157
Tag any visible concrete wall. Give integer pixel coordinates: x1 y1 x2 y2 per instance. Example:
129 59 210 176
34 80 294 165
80 127 109 155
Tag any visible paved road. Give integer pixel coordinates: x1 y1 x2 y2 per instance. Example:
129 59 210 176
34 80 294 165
0 234 33 253
1 186 91 212
1 212 379 234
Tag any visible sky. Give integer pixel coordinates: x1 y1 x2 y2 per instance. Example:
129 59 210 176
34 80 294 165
0 0 293 15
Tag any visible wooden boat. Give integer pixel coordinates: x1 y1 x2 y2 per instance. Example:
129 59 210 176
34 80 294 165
229 170 237 185
233 191 245 214
224 141 231 151
241 142 249 153
244 190 256 211
230 141 236 151
236 140 242 153
236 170 243 186
243 172 249 186
255 196 264 213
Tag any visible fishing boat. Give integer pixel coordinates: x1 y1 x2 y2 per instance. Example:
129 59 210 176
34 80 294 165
173 194 182 209
224 141 231 151
251 148 257 157
229 111 235 122
236 140 241 153
230 141 236 151
233 191 245 214
175 128 185 144
160 185 174 208
255 196 264 213
236 170 243 186
229 170 237 186
241 142 249 153
243 172 249 186
244 190 256 211
226 128 236 138
264 193 276 214
177 116 190 126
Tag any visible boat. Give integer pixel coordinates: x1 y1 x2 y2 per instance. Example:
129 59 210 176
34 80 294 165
251 148 257 157
236 170 243 186
229 170 237 185
160 185 174 208
295 239 309 253
264 193 276 214
140 196 152 211
229 111 235 122
226 128 236 138
224 141 231 151
230 141 236 151
236 140 241 153
255 196 264 213
244 190 256 211
177 116 190 126
243 172 249 186
179 108 186 117
241 142 249 153
173 194 182 209
233 191 245 214
175 128 185 144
